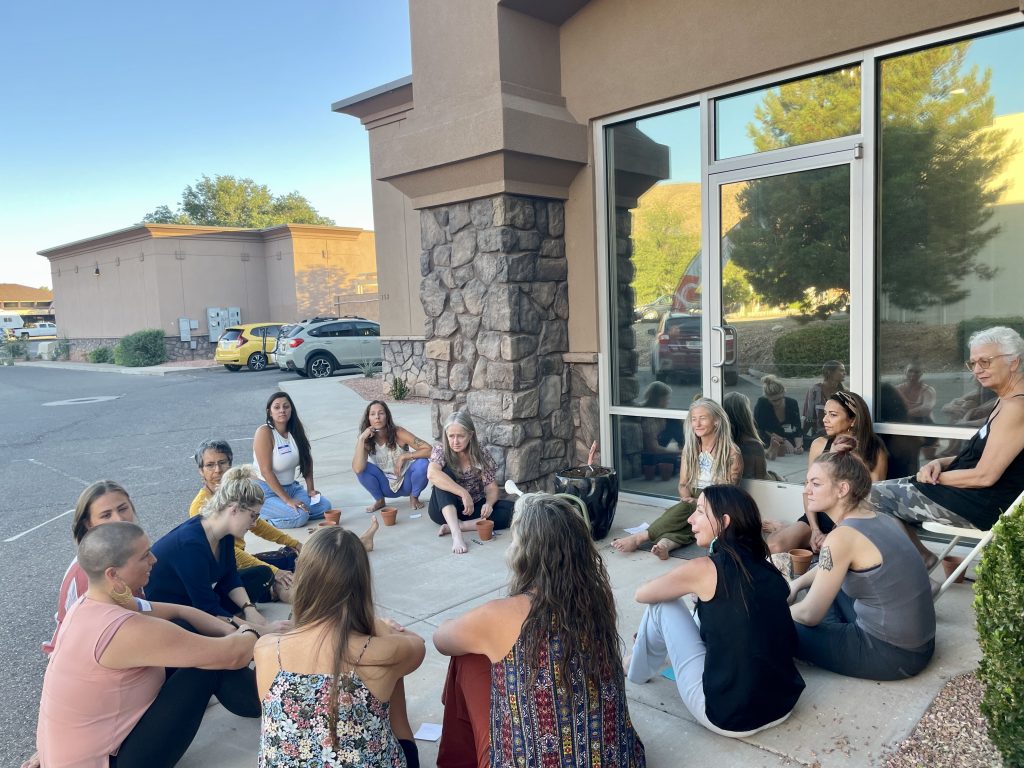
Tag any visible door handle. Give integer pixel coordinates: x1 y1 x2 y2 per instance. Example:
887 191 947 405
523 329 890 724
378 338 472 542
711 326 726 368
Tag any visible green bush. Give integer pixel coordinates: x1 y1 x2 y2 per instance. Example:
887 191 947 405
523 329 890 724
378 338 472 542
88 346 114 364
53 337 71 360
4 336 28 359
113 329 167 367
389 376 410 401
772 322 849 378
975 501 1024 767
957 316 1024 356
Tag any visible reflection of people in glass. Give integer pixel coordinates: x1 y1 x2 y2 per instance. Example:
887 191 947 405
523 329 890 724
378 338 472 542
754 375 803 459
868 327 1024 560
638 382 682 480
897 364 937 460
723 392 767 480
878 383 924 480
802 361 846 441
768 391 887 554
613 398 742 559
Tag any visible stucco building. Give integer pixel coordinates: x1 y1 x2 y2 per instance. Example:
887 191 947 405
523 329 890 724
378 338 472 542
339 1 1023 497
39 223 377 359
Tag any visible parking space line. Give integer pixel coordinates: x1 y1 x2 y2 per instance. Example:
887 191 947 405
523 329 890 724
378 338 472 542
5 509 74 543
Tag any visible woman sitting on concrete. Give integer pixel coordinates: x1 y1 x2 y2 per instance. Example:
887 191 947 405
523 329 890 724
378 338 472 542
34 522 262 768
612 398 742 559
433 494 646 768
626 485 805 737
253 391 333 528
789 438 935 680
352 400 432 512
767 390 887 554
723 391 768 480
255 526 425 768
636 381 683 480
754 374 803 458
147 466 291 637
427 411 514 555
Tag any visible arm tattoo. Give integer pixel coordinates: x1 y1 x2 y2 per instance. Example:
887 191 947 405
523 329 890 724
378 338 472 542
413 438 428 449
819 546 834 572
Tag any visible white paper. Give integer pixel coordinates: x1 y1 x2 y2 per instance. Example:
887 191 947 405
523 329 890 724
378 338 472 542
414 722 443 741
623 522 650 535
410 513 422 519
309 493 321 506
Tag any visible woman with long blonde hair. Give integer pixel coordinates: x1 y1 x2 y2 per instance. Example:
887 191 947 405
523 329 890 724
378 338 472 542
255 527 425 767
614 398 742 558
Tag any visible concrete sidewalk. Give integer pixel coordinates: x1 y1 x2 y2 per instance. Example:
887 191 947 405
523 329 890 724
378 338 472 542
15 359 219 375
180 376 982 768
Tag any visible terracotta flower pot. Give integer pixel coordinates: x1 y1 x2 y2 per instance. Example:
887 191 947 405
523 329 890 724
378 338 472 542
381 507 398 526
942 555 966 584
323 509 341 526
318 521 335 527
476 518 495 541
789 548 813 576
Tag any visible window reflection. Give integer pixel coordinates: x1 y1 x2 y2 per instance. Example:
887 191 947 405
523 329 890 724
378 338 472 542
613 414 684 497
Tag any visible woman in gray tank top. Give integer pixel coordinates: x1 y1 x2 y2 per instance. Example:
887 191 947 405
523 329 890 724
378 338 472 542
789 436 935 680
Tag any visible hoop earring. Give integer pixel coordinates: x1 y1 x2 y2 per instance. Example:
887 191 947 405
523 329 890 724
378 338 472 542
110 580 135 609
709 537 718 554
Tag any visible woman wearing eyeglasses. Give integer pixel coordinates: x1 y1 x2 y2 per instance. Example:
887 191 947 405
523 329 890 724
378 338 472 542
868 326 1024 560
768 390 887 554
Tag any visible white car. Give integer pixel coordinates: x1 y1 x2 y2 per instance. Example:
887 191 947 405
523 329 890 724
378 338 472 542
276 316 382 378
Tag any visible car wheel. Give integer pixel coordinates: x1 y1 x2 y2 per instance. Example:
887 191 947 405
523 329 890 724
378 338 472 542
224 365 242 372
724 370 739 386
308 354 335 379
655 369 668 382
247 352 268 371
20 332 30 339
295 369 308 378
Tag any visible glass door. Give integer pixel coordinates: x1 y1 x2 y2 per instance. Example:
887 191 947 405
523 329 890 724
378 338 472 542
708 154 861 484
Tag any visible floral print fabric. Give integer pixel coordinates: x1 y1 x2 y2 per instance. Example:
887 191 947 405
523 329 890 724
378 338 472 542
259 669 405 767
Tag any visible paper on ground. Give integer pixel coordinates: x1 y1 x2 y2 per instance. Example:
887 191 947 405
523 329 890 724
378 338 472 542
623 522 650 535
414 722 443 741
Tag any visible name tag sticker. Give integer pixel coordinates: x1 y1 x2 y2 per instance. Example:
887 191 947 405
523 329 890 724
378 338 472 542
277 443 293 455
979 422 989 440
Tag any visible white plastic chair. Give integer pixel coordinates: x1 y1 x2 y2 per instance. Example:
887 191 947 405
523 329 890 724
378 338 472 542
923 488 1024 602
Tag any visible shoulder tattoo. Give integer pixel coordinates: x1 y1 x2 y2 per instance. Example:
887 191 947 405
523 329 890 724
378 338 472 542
819 546 834 572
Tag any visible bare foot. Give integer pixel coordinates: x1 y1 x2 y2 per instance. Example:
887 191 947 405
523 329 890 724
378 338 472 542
437 524 451 537
611 535 640 553
360 516 379 552
651 538 674 560
410 496 424 510
451 534 468 554
366 499 385 513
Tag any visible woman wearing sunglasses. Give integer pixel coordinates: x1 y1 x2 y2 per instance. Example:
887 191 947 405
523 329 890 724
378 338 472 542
868 326 1024 561
768 390 887 554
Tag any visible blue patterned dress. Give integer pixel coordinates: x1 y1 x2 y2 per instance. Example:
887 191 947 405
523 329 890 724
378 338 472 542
259 637 405 767
490 629 646 768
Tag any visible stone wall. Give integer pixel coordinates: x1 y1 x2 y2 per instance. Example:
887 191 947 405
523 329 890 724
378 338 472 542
419 194 571 489
613 207 640 404
69 336 214 363
566 353 600 466
382 337 429 397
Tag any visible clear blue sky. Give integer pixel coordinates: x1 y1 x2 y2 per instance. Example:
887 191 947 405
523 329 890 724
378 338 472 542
0 1 411 288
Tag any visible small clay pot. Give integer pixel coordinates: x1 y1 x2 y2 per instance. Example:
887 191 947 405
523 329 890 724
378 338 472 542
476 518 495 541
789 548 813 576
658 463 675 481
642 464 656 481
318 521 335 527
942 555 966 584
381 507 398 526
323 509 341 526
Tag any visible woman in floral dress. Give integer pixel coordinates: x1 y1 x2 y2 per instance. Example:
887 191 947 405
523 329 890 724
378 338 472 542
254 527 425 767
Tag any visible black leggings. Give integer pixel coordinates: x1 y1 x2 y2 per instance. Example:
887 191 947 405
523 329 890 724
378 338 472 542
427 467 513 529
111 666 259 768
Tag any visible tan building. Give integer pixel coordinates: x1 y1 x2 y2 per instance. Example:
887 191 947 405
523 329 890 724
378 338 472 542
39 224 377 360
0 283 54 318
336 1 1024 496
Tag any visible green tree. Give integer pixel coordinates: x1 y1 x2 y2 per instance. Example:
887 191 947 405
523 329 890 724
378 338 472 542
141 175 335 228
729 45 1012 314
631 187 701 305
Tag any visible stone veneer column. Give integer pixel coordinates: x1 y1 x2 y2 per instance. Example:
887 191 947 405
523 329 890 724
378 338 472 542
418 194 571 489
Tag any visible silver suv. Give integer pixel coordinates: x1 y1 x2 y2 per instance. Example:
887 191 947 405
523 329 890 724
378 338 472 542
276 316 382 378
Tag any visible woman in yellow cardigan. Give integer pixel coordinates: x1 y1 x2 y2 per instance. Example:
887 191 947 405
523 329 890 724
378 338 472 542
190 439 302 603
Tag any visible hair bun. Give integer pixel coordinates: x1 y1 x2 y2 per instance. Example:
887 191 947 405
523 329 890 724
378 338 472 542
830 435 859 454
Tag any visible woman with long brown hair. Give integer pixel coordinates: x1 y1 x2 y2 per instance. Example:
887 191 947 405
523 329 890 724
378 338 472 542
255 527 425 768
433 494 645 768
352 399 432 512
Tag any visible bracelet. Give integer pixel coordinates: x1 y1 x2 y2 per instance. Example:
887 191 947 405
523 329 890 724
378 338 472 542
224 616 240 628
240 627 260 638
241 602 257 612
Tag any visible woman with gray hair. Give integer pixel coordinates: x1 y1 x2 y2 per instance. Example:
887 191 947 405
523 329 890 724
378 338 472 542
869 326 1024 560
426 411 514 554
147 465 292 635
34 522 263 768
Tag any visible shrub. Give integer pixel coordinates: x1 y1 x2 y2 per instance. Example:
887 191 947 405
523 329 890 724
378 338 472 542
357 358 379 378
772 322 849 378
3 336 28 359
113 329 167 367
975 500 1024 767
88 346 114 364
957 316 1024 355
389 376 410 401
53 337 71 360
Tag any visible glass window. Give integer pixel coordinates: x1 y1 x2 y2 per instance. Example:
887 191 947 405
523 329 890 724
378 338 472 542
611 414 684 498
715 66 861 159
606 106 703 411
876 25 1024 472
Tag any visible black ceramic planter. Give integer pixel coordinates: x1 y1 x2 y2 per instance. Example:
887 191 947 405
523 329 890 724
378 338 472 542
554 466 619 540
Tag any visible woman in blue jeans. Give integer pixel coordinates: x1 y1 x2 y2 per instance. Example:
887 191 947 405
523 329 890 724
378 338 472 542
352 399 432 512
253 391 332 528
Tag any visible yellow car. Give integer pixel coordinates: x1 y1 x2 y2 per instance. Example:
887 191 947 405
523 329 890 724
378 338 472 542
214 322 287 372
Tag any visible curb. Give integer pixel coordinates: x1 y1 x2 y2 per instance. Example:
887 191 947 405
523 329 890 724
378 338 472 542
11 361 219 376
